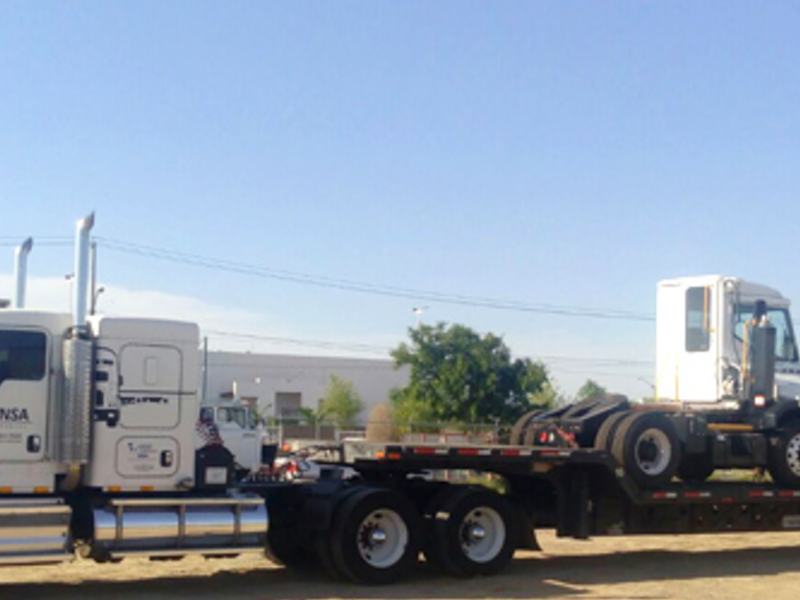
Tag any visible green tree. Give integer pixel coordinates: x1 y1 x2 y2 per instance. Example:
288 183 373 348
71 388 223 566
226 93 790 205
390 322 549 424
318 375 364 428
576 379 608 403
528 380 567 410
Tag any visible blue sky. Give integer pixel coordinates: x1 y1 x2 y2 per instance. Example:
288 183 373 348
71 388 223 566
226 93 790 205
1 3 799 400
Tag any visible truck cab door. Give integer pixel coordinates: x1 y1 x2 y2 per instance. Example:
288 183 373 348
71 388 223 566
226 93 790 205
680 285 722 402
0 329 49 462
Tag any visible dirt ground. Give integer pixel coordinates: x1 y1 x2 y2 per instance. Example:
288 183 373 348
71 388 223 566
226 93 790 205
4 530 800 600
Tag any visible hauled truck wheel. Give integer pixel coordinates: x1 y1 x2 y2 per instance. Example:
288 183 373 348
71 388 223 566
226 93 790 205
424 487 516 577
327 488 422 585
510 410 542 445
594 411 629 451
611 412 681 489
768 420 800 488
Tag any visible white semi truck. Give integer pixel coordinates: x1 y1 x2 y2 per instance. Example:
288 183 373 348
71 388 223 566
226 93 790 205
5 214 800 585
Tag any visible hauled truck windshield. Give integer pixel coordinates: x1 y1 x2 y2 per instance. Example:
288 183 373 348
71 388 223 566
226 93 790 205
734 306 798 362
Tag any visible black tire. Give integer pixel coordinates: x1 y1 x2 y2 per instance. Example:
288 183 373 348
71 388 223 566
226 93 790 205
677 454 715 483
265 526 315 569
593 411 629 451
424 487 516 578
768 420 800 488
328 488 422 585
510 410 542 445
611 412 681 489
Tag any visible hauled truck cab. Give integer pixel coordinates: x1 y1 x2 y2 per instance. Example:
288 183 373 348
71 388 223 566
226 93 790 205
656 275 800 406
519 275 800 492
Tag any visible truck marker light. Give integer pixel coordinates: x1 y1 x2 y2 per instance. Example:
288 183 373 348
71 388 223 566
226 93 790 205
375 451 386 460
387 452 402 460
140 486 155 492
34 487 50 494
107 486 122 493
0 487 12 494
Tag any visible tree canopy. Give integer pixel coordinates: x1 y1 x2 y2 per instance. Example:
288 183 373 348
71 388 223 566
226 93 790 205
318 374 364 428
575 379 608 403
390 322 549 425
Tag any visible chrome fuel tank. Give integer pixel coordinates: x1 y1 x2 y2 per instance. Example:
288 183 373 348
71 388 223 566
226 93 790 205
91 495 267 559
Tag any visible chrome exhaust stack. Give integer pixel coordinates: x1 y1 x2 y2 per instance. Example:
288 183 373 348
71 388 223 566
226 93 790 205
58 213 95 489
72 213 95 333
12 237 33 309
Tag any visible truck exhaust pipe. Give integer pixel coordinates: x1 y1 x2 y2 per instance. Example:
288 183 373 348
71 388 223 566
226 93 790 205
12 237 33 308
59 213 95 490
72 213 95 331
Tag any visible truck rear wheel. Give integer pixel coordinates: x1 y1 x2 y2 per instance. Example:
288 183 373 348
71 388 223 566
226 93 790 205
611 412 681 489
768 421 800 488
424 487 515 577
328 488 422 585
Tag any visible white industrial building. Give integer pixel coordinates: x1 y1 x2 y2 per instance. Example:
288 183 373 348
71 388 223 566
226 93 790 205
202 351 410 421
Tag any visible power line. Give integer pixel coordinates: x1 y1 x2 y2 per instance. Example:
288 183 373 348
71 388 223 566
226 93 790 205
205 329 391 356
94 236 655 322
205 328 654 370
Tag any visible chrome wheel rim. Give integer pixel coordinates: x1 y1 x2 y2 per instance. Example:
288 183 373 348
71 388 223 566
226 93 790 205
356 509 408 568
459 506 505 564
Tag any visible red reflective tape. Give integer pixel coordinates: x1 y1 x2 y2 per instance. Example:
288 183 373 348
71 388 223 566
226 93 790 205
541 450 571 457
778 490 800 498
458 448 479 456
500 449 521 457
652 492 678 500
684 492 703 499
749 491 774 498
414 447 437 455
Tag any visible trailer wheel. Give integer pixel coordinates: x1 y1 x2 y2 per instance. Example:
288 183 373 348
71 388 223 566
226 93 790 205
425 487 515 577
612 412 681 489
768 420 800 488
328 488 422 585
593 411 629 451
510 410 542 445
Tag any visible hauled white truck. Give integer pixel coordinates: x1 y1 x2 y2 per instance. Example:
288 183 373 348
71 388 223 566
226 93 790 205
515 274 800 488
5 214 800 585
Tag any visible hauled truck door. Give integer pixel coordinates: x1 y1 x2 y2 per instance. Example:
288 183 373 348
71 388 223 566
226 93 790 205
656 278 723 403
0 328 49 462
681 284 721 402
